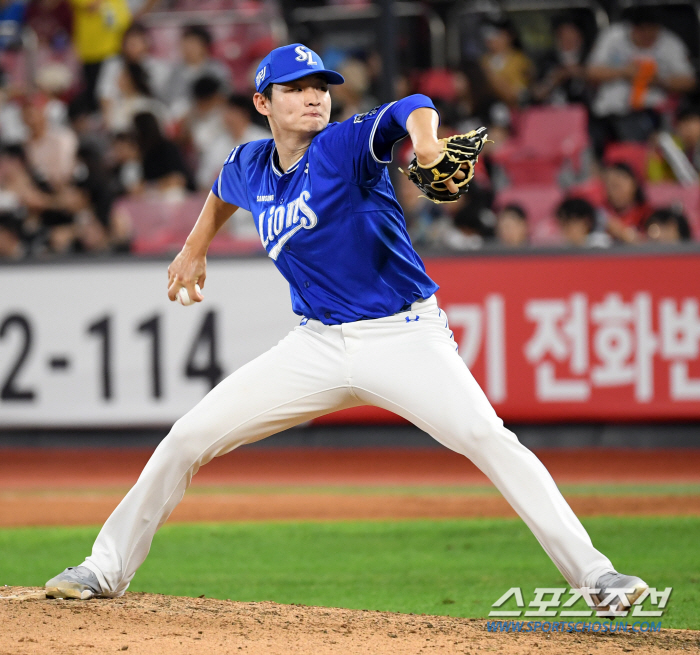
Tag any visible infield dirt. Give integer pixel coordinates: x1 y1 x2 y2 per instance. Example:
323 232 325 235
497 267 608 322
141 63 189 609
1 587 698 655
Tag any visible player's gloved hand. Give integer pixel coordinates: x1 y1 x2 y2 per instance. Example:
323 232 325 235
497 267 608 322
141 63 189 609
167 244 206 304
400 127 491 204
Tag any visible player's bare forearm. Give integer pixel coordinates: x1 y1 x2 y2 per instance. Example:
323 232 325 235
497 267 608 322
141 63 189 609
184 191 238 255
406 107 442 165
406 106 464 194
167 192 238 303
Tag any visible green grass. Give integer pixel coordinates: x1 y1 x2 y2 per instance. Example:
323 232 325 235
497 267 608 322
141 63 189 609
1 517 698 629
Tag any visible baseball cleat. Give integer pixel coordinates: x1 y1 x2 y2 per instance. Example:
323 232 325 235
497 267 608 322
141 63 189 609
45 566 103 600
591 571 648 616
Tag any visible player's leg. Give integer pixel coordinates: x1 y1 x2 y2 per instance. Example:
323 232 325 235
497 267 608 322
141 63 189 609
349 298 614 590
73 321 360 597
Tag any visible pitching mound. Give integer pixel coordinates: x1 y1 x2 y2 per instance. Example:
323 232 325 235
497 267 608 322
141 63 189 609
1 587 697 655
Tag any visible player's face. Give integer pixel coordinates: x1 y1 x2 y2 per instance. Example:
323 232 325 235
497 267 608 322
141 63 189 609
258 75 331 138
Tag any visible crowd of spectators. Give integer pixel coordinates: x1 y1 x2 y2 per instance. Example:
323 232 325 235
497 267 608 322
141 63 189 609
0 2 698 260
396 5 700 251
0 0 272 258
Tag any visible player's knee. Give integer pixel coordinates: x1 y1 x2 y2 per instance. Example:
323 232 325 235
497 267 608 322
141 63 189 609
159 417 204 465
462 416 505 449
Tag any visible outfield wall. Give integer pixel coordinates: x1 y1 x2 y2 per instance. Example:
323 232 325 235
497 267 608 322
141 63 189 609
1 249 699 428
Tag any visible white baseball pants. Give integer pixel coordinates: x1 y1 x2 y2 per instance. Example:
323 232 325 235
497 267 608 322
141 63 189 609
84 295 614 597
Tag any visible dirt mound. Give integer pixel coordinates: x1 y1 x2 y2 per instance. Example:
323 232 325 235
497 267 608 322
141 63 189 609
0 587 696 655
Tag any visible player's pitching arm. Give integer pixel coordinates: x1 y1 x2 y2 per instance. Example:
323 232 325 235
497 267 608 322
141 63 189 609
167 191 239 304
405 107 469 195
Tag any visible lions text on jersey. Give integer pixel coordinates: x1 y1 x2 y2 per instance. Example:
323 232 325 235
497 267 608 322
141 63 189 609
213 94 440 325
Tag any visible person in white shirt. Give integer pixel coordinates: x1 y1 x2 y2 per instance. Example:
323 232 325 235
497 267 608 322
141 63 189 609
196 92 270 191
105 61 169 133
165 24 232 121
586 6 696 155
97 23 171 117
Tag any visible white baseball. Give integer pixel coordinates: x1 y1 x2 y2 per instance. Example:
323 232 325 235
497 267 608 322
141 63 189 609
177 283 201 306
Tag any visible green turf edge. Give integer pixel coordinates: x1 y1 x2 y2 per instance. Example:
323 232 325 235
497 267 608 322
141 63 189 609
1 517 698 630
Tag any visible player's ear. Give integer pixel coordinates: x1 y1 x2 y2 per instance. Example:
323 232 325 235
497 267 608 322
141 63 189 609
253 92 271 118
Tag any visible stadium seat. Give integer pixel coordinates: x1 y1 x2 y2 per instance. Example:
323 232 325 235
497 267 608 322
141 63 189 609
604 142 650 181
415 69 459 103
495 185 564 246
122 195 263 255
491 104 589 185
646 182 700 239
566 177 607 208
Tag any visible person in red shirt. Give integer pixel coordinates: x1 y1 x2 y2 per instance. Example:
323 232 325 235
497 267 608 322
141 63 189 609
603 161 651 242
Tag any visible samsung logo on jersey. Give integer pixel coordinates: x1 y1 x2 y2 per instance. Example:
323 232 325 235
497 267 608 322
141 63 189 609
258 190 318 260
257 195 274 202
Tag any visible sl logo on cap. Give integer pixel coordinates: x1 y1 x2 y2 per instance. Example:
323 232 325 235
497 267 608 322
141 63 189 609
295 46 318 66
256 66 267 87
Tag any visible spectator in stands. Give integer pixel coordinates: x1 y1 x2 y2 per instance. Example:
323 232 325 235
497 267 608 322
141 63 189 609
25 2 80 108
397 172 444 247
424 183 494 251
165 24 231 121
105 61 169 132
648 104 700 182
25 0 73 51
331 58 377 122
556 197 611 248
97 22 172 122
602 161 651 243
645 207 692 242
68 95 109 155
0 211 24 258
222 94 270 149
132 111 193 197
479 17 535 108
532 14 590 106
60 143 112 253
70 0 131 112
21 93 77 190
586 7 696 157
0 144 77 254
454 186 495 244
0 0 27 50
109 131 142 197
126 0 158 22
495 203 528 247
183 75 226 189
190 86 271 190
415 63 496 133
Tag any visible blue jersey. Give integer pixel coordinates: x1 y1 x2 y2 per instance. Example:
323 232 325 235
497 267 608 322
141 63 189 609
212 94 440 325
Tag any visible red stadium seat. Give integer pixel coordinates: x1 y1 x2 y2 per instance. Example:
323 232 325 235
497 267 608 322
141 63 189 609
120 195 263 255
566 177 607 208
646 183 700 239
491 104 589 185
495 185 565 246
604 142 650 181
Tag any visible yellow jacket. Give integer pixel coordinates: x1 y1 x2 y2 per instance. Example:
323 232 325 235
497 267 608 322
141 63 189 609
71 0 131 63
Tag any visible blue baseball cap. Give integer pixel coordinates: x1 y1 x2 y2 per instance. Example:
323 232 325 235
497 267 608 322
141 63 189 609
254 43 344 93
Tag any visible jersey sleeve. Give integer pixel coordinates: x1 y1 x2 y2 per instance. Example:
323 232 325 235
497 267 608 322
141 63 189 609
323 94 438 185
211 142 256 210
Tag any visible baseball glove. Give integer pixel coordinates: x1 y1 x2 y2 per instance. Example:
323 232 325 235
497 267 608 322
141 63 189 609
401 127 490 203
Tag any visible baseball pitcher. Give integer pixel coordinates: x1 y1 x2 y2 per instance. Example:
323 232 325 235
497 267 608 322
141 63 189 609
46 44 647 615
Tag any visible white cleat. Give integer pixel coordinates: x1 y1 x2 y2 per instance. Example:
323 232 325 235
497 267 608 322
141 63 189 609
591 571 649 617
45 566 103 600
